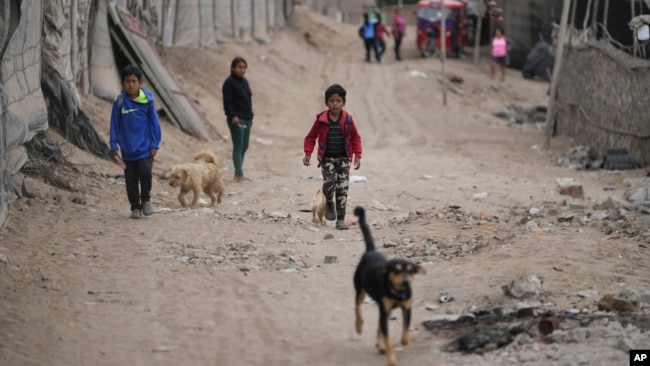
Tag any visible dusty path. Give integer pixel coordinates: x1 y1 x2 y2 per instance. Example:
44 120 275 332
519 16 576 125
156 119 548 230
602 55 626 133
1 7 648 366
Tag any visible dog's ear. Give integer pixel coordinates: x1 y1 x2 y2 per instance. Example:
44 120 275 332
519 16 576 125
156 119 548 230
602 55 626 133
180 167 189 178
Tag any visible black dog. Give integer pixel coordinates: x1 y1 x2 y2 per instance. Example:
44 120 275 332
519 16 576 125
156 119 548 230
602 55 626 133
353 206 425 366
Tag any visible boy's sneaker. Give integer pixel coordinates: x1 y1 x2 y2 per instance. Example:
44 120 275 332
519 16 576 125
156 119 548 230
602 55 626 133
142 201 154 216
335 220 349 230
130 209 142 219
325 202 336 221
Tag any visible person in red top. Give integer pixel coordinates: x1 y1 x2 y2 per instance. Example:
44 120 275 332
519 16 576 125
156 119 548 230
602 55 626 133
303 84 362 230
374 12 391 61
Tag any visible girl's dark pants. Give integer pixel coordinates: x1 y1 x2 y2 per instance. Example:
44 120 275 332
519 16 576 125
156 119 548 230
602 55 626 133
124 157 153 211
228 117 253 177
321 156 351 220
394 34 403 60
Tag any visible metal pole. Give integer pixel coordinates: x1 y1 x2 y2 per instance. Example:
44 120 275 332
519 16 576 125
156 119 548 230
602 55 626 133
441 2 447 106
544 0 571 149
603 0 609 29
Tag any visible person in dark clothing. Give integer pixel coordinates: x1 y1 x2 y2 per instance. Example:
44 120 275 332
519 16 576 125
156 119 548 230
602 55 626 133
109 64 162 219
303 84 363 230
359 12 381 63
222 56 254 182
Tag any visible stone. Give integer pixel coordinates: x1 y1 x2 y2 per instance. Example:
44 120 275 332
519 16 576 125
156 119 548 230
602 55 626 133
502 275 543 300
597 294 639 312
556 178 584 199
21 177 46 199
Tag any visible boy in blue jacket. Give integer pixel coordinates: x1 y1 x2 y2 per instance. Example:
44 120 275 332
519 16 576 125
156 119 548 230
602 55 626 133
110 65 162 219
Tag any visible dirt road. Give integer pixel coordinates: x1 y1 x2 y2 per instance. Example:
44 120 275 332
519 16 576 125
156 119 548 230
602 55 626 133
1 7 648 366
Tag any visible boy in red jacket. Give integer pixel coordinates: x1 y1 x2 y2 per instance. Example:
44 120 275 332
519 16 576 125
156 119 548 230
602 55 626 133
303 84 362 230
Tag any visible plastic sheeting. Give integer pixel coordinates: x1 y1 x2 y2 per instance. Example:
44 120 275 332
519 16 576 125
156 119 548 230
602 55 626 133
0 0 48 226
90 0 122 100
158 0 286 48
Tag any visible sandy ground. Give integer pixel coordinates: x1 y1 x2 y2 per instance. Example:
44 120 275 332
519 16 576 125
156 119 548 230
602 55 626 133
1 6 649 366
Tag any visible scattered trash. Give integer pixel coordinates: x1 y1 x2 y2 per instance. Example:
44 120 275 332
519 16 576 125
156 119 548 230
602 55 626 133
350 175 367 183
255 137 273 145
472 192 490 200
0 253 10 265
602 147 639 170
284 267 297 273
408 70 427 79
555 145 602 170
529 207 541 215
439 291 454 303
539 316 559 335
494 103 547 125
324 255 337 264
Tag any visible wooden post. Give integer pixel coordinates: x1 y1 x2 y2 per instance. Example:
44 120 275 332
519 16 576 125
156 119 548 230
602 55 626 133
544 0 571 149
591 0 600 35
441 1 447 106
71 0 78 87
570 0 578 27
473 0 484 64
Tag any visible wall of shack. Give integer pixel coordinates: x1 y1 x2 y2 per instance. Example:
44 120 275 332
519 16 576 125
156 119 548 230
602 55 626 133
555 41 650 167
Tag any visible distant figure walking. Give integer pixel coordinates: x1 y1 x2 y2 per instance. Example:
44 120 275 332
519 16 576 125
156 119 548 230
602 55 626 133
359 12 381 63
491 28 509 81
375 12 391 59
392 7 406 61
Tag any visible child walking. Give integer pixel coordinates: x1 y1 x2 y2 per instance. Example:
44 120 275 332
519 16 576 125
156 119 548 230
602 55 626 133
303 84 362 230
109 65 162 219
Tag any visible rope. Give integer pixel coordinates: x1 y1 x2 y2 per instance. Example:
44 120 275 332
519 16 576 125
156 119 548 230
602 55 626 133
565 102 650 138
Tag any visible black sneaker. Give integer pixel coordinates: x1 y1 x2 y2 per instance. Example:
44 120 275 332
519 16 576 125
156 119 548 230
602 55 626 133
325 202 336 221
335 220 349 230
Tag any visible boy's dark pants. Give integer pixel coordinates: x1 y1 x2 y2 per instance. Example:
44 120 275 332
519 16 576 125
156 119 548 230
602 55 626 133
364 38 380 62
321 157 350 220
124 157 153 211
228 117 253 177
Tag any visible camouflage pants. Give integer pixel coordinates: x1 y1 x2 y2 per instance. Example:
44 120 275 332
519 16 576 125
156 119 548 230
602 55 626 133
321 156 350 219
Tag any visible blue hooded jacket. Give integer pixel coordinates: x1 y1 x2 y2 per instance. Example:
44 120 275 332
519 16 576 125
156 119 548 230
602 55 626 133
109 87 162 161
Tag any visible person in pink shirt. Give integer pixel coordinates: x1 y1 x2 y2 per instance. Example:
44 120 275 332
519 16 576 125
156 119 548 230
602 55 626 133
392 7 406 61
491 28 509 81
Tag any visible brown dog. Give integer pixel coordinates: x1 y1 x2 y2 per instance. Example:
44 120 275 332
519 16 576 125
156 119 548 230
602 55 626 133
353 206 425 366
168 149 224 209
312 189 326 225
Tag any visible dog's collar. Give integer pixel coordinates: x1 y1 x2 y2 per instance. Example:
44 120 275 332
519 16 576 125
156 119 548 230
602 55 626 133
389 286 409 300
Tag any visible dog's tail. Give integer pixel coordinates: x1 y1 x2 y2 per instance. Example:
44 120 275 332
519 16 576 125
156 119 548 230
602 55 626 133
194 149 219 167
354 206 375 253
